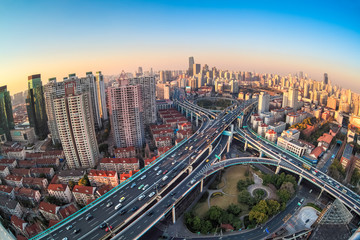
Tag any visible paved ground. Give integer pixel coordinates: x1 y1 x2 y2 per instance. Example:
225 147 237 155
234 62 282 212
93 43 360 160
247 172 276 200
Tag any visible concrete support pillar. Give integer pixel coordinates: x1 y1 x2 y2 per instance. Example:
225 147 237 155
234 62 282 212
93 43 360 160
259 150 263 158
275 165 281 174
200 179 204 193
187 166 193 174
227 136 231 153
196 115 199 127
172 206 176 224
244 140 248 151
317 187 324 199
191 112 193 122
209 144 213 153
181 107 184 114
298 175 303 186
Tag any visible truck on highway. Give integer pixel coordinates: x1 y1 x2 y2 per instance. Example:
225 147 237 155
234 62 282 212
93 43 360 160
303 163 311 170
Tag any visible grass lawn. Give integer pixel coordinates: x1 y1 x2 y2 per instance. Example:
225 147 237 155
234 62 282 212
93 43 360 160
222 165 252 195
193 201 210 218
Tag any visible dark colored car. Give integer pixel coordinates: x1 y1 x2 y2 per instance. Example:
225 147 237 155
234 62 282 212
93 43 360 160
147 211 154 216
99 223 107 229
119 209 127 215
170 192 176 196
85 214 93 221
130 206 138 212
73 229 81 234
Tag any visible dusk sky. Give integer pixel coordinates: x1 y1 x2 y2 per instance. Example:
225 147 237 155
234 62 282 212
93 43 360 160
0 0 359 94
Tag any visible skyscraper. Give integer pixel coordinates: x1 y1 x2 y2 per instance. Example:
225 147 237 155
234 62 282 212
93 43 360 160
258 92 270 114
323 73 328 85
304 82 309 98
26 74 49 139
0 86 14 141
53 81 99 169
188 57 194 76
288 87 299 110
193 64 201 76
95 71 108 121
43 78 61 144
128 76 156 124
108 84 145 148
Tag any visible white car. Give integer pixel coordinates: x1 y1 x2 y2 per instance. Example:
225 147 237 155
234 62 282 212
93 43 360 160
143 184 149 190
140 175 147 180
138 194 145 201
148 192 155 198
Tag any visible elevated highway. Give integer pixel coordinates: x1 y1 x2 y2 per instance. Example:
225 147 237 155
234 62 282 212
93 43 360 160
30 93 360 240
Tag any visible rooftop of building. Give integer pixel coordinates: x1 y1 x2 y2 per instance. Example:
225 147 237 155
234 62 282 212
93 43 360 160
39 201 59 214
5 175 23 181
317 133 334 145
0 185 14 193
96 185 113 196
72 185 96 195
279 136 305 147
0 195 19 209
11 215 26 230
114 146 136 153
58 169 85 178
342 144 354 160
100 158 139 164
47 184 68 192
59 203 78 219
88 169 117 177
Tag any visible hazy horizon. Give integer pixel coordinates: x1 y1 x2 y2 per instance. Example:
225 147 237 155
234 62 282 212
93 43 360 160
1 0 359 94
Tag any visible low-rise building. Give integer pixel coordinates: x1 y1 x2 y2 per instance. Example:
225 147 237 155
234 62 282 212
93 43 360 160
88 170 119 187
72 185 96 206
11 168 31 177
0 195 23 218
14 187 41 204
11 215 27 236
309 146 325 159
22 177 48 190
265 129 278 143
100 158 139 174
0 166 10 178
257 123 268 137
95 185 113 198
57 170 85 184
178 122 192 131
317 133 334 150
281 129 300 140
277 136 307 157
39 201 60 221
154 137 172 148
157 146 171 156
10 128 36 145
10 215 28 235
340 144 354 170
152 129 174 139
268 121 286 134
47 184 72 203
176 129 192 139
144 156 157 166
59 203 78 220
35 158 60 168
25 223 42 238
5 175 23 187
252 117 263 130
17 160 36 168
30 168 55 178
114 146 136 159
0 159 17 169
3 148 25 160
0 185 15 199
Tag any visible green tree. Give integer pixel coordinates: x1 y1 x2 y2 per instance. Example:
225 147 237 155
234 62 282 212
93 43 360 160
200 220 213 234
78 174 90 186
68 180 76 190
192 216 202 232
351 168 360 186
238 190 252 205
266 200 280 216
227 204 241 216
208 206 223 224
277 189 291 203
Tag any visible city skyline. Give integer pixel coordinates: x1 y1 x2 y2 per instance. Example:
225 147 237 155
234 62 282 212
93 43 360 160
1 0 359 94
